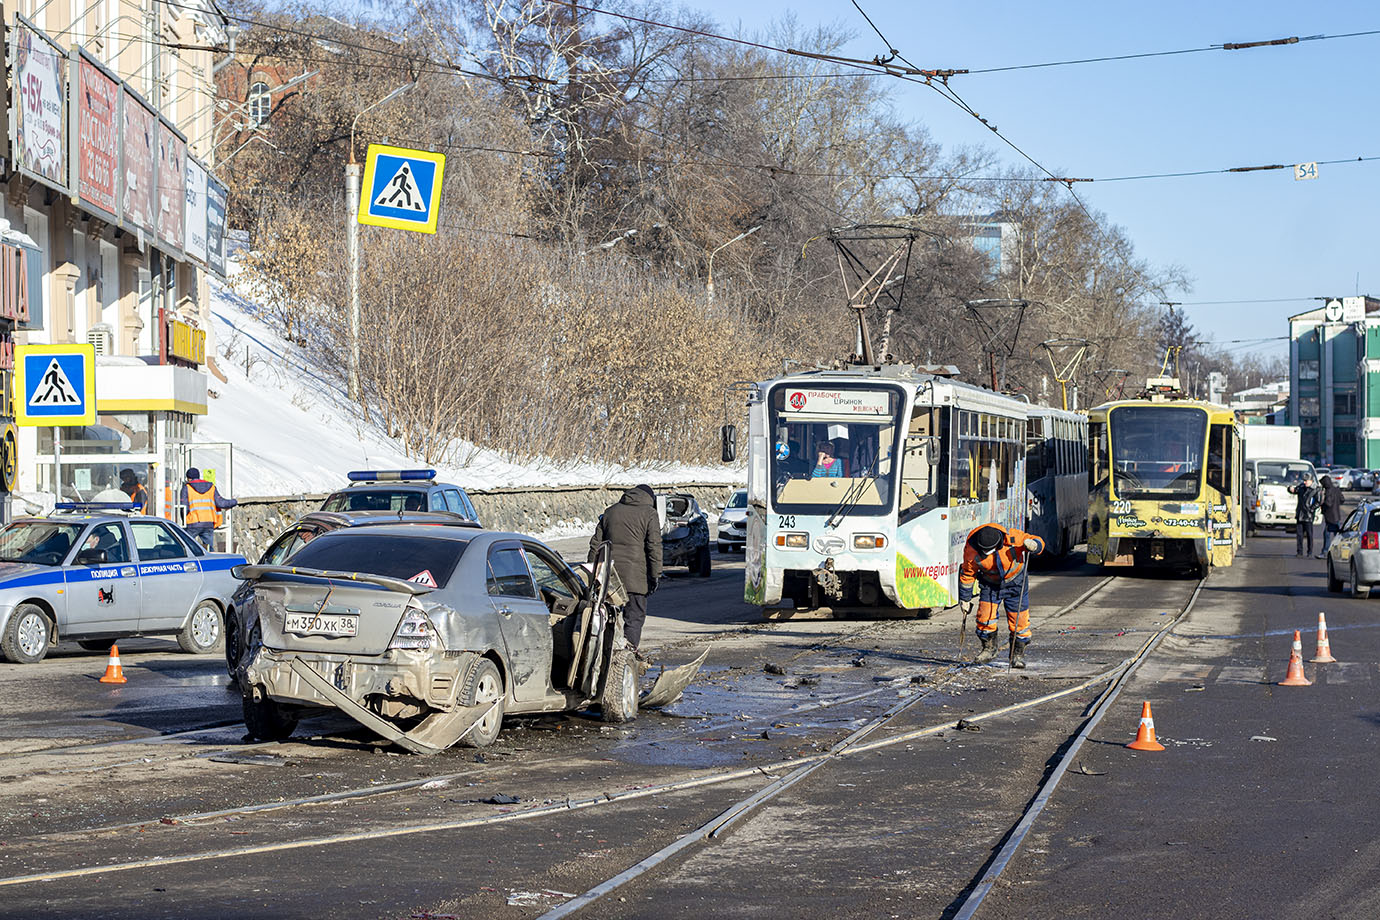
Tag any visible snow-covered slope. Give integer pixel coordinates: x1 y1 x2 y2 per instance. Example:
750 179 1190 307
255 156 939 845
200 269 740 497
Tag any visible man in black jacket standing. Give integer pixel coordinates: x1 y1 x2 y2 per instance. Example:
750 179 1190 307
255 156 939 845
1319 474 1345 558
589 484 663 653
1287 473 1319 558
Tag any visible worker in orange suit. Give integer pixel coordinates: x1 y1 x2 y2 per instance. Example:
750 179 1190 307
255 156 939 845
958 524 1044 669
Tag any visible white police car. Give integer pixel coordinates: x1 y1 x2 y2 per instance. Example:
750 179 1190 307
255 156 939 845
320 470 481 523
0 503 247 664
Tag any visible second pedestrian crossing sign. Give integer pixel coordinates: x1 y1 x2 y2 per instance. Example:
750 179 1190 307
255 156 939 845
358 143 446 234
16 343 96 426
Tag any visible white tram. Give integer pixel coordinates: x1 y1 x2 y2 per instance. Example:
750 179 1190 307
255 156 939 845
733 365 1033 615
1023 406 1090 556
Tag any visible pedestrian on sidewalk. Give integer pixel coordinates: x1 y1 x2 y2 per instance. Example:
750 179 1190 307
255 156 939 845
180 468 237 551
589 484 662 655
1287 473 1319 557
957 523 1044 669
1319 474 1345 558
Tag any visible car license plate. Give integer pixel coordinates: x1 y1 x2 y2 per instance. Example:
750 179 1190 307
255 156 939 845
284 613 359 636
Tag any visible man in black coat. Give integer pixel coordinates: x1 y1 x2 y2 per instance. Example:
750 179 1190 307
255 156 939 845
1319 474 1345 558
1287 473 1319 557
589 484 663 652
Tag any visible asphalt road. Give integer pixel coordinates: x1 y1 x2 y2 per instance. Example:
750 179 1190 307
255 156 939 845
0 531 1374 920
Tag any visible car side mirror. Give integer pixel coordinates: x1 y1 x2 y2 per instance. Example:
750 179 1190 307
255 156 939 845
721 425 737 463
76 548 107 566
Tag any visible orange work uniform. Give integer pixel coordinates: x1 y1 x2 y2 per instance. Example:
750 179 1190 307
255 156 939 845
958 524 1044 645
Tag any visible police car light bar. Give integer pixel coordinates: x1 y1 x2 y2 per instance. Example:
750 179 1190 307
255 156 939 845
346 469 437 482
54 502 140 512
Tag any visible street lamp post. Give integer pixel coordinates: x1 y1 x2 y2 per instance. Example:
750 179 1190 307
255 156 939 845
705 225 761 305
346 82 415 403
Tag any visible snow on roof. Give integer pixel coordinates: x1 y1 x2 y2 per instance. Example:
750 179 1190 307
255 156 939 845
200 268 738 498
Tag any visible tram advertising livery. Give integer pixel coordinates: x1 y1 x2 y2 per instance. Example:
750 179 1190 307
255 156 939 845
1086 377 1243 573
737 365 1033 615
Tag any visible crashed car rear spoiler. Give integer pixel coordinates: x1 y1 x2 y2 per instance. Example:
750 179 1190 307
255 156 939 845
231 564 436 595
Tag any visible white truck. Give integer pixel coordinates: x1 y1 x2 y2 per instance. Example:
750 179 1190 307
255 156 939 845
1240 426 1315 528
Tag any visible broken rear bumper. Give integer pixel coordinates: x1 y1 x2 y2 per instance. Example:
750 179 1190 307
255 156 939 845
243 646 471 712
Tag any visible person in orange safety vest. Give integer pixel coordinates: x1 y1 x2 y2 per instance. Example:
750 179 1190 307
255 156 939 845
958 523 1044 668
179 468 238 551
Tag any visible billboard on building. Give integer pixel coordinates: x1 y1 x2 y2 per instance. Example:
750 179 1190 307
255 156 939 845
206 175 227 278
11 17 68 194
75 50 120 222
184 157 209 266
156 119 186 257
119 87 157 241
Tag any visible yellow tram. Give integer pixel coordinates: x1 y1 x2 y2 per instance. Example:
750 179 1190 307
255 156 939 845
1085 377 1243 573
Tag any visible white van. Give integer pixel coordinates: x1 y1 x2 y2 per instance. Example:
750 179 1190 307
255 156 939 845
1247 458 1319 528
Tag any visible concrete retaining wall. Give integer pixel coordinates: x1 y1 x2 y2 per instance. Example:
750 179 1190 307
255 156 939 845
230 482 742 561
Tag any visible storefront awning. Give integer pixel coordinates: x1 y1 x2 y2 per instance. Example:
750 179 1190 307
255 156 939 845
95 360 208 415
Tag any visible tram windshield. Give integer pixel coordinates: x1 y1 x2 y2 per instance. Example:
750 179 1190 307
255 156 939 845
767 383 904 516
1109 406 1207 498
1255 461 1313 485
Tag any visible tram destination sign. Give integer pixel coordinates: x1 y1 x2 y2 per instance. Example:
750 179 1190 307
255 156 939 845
784 389 890 416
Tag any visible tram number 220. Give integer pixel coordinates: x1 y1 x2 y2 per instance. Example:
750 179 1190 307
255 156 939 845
777 515 797 529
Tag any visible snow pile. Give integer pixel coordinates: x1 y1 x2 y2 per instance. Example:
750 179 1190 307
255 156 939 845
200 267 742 497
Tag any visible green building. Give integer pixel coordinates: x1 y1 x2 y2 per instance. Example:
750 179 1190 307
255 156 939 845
1289 296 1380 466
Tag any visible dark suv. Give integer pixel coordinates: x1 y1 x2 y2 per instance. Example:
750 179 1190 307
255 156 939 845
320 470 481 524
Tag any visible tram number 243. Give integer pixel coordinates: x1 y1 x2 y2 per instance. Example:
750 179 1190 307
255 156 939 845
778 515 797 529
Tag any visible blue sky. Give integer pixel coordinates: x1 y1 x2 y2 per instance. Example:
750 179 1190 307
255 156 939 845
674 0 1378 361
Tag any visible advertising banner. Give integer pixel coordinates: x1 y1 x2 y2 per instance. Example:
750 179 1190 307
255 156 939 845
156 119 185 256
11 17 68 193
206 175 227 277
76 51 120 221
183 157 208 265
119 87 157 239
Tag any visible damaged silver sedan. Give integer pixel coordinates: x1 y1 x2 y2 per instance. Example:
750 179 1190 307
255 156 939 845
231 524 637 753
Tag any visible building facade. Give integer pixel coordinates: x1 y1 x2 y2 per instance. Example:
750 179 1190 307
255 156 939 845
1289 296 1380 467
1 0 228 520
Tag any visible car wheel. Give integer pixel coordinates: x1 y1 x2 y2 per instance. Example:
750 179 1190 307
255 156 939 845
178 601 224 654
77 639 116 652
242 691 298 741
1326 559 1342 593
1350 562 1369 598
601 649 639 723
717 541 730 553
696 545 712 577
224 609 241 681
459 659 505 748
1 604 52 664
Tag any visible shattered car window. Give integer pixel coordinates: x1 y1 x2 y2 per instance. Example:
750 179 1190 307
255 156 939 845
287 533 467 587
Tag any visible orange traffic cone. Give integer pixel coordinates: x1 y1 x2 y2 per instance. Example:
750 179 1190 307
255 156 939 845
1278 630 1311 686
99 644 127 684
1310 612 1337 664
1126 701 1165 751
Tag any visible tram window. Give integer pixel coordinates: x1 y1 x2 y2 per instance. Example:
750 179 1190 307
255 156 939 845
1026 418 1046 481
1206 424 1233 495
1089 422 1108 488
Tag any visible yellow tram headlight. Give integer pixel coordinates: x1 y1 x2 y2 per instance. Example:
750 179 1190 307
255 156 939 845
776 532 809 549
853 534 887 550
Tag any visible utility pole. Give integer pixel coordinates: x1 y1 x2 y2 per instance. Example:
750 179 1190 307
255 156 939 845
346 82 415 403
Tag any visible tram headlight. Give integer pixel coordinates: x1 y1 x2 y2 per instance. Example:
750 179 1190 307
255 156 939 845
776 532 809 549
853 534 887 550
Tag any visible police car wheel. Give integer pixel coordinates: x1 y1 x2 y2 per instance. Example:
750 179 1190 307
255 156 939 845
178 602 224 654
2 604 52 664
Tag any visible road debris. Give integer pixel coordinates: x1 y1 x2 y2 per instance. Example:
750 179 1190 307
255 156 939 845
1073 762 1106 776
506 890 574 907
955 719 982 732
1250 735 1277 742
763 662 786 675
208 753 288 766
486 793 521 805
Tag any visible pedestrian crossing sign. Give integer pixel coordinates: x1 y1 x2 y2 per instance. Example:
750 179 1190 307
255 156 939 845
358 143 446 234
15 343 97 426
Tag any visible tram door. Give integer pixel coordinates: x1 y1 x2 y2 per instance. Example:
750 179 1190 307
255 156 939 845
178 443 236 553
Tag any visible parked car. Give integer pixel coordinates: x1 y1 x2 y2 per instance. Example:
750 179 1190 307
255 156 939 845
1332 469 1358 490
320 470 481 524
226 510 474 678
717 488 748 552
1325 500 1380 595
1354 470 1376 491
232 526 639 751
0 505 246 664
659 493 711 576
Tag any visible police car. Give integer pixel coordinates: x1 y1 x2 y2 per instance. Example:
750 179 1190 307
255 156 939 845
319 470 481 523
0 503 247 664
